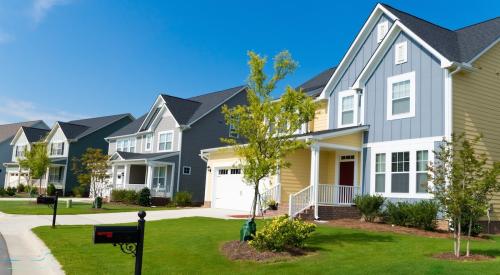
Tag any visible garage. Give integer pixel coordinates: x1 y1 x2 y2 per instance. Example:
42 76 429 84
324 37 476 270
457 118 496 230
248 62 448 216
213 167 255 212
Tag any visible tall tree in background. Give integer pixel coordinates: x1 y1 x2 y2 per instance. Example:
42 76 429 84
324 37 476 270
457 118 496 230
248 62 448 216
430 134 500 258
73 148 109 208
18 143 51 195
222 50 317 221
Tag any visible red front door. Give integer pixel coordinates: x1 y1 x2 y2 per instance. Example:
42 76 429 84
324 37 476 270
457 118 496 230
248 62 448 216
339 161 354 186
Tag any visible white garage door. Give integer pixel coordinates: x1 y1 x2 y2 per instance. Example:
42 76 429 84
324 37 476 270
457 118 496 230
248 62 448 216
213 168 255 212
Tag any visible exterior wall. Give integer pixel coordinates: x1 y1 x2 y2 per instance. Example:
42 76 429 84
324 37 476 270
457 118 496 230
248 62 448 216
453 42 500 220
280 149 311 203
181 90 248 203
108 139 117 155
47 126 70 158
309 100 329 132
363 33 445 143
328 13 394 129
11 133 30 162
153 111 181 153
204 149 242 204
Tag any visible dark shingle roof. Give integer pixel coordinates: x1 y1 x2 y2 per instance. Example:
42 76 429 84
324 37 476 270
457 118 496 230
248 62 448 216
57 114 131 140
22 126 50 143
109 113 147 137
116 151 178 160
381 3 500 62
297 67 336 97
160 95 201 125
0 120 48 144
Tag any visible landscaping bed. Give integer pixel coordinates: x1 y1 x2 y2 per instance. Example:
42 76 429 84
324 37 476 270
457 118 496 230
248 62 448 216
221 240 311 262
433 252 496 262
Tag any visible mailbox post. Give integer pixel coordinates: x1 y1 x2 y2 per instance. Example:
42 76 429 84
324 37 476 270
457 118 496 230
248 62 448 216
93 211 146 275
36 193 59 228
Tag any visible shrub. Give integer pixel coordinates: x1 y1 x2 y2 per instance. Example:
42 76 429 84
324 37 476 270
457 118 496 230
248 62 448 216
266 199 278 210
72 184 89 198
29 186 38 196
384 200 439 231
249 215 316 252
47 183 56 196
17 184 26 193
111 189 127 202
0 188 5 197
138 188 151 207
353 194 385 222
124 190 139 205
5 187 16 196
174 191 192 207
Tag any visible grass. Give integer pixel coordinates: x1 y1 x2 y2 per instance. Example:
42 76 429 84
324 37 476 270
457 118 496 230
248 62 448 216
0 200 174 215
33 217 500 275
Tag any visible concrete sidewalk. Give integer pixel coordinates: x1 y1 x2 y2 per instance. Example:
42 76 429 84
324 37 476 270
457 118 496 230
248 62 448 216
0 208 245 275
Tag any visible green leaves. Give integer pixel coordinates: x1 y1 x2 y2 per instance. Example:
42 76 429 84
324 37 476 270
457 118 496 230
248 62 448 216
18 142 50 180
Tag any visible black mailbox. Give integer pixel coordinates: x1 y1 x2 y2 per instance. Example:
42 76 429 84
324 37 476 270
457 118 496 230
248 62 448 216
37 196 56 204
93 226 138 244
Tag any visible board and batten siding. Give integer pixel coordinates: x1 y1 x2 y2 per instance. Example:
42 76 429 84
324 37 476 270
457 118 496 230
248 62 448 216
363 33 445 143
453 42 500 219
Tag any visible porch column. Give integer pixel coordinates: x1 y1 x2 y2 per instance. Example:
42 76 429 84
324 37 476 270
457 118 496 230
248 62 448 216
146 165 153 189
310 144 320 220
111 165 116 187
124 164 130 187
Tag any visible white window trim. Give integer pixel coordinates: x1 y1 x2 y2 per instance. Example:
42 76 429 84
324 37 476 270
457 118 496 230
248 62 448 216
228 124 239 138
377 20 389 43
157 130 174 152
144 133 153 152
116 137 137 153
183 166 192 175
387 71 415 120
337 90 358 128
49 142 65 156
395 41 408 64
369 138 435 199
374 153 386 193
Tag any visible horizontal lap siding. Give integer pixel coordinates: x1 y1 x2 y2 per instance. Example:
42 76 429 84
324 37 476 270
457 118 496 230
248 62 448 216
322 132 363 148
310 101 329 132
281 149 311 203
453 43 500 220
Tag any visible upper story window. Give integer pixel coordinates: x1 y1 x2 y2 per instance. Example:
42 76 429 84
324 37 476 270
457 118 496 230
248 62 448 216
377 20 389 43
15 145 27 158
229 124 239 138
50 142 64 156
387 71 415 120
158 131 173 152
144 133 153 151
337 90 358 128
117 138 136 153
395 41 408 64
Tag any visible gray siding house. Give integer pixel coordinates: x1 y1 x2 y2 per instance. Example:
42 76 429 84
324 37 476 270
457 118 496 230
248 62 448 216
1 121 49 188
106 86 247 203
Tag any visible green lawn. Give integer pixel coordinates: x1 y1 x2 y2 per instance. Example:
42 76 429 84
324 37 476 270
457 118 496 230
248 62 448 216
0 200 174 215
33 217 500 275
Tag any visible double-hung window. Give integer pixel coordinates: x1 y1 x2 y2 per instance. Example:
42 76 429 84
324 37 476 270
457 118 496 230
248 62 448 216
50 142 64 156
391 152 410 193
229 124 239 138
375 153 386 193
387 72 415 120
116 138 136 152
152 166 166 190
416 150 429 193
158 131 173 152
337 90 357 128
15 145 27 158
144 134 153 151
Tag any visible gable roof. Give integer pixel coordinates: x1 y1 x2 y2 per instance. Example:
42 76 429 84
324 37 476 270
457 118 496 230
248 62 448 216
381 3 500 63
297 67 337 98
0 120 48 144
55 114 132 141
22 126 50 143
109 113 147 138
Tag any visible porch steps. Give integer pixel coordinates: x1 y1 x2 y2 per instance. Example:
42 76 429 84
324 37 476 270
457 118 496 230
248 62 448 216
298 205 361 221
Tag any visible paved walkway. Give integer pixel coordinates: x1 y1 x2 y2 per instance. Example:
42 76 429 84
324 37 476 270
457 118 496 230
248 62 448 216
0 208 245 275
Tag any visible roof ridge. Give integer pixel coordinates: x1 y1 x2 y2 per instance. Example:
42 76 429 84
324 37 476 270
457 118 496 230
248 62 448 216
454 16 500 32
188 85 246 100
67 113 131 123
21 125 50 131
381 3 456 33
160 94 201 104
0 120 43 127
58 121 89 127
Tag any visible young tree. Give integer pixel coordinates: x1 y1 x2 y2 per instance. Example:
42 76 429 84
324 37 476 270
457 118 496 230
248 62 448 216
222 50 317 220
429 134 500 258
74 148 109 208
18 143 51 195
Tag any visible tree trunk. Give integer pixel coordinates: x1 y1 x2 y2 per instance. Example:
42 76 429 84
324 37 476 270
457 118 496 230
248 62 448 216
456 217 462 258
453 218 457 256
39 178 42 196
466 216 472 257
250 181 260 220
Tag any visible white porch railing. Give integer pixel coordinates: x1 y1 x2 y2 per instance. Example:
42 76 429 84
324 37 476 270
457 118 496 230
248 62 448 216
318 184 361 205
289 185 314 218
260 184 281 205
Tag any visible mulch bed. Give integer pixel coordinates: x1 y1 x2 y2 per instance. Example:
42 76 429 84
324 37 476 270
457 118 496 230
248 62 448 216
433 252 495 262
324 219 486 240
221 240 312 262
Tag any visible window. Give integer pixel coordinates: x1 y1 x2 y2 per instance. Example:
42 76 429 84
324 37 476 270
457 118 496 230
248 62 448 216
152 166 166 190
387 72 415 120
48 166 63 183
230 168 241 175
341 155 355 161
144 134 153 151
218 169 228 175
416 150 429 193
337 90 358 127
50 142 64 156
375 153 386 193
116 138 136 152
391 152 410 193
229 124 239 138
183 166 191 175
395 41 408 64
377 20 389 43
158 132 173 151
15 145 27 158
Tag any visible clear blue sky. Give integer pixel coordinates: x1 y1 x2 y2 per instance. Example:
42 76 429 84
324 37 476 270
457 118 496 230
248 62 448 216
0 0 498 125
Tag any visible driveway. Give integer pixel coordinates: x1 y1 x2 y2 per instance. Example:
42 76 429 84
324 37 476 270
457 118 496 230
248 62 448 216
0 208 245 275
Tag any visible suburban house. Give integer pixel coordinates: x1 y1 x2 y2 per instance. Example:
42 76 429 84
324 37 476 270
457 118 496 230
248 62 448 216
200 3 500 229
106 86 247 204
1 121 50 188
42 114 134 195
